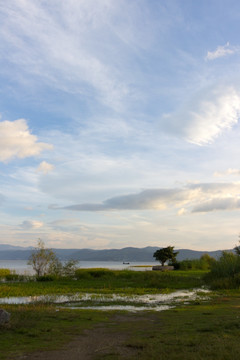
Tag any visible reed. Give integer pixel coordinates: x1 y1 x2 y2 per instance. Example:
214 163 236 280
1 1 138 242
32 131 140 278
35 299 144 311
205 251 240 289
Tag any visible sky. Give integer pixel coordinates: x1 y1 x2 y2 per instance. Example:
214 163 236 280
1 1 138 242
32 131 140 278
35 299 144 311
0 0 240 251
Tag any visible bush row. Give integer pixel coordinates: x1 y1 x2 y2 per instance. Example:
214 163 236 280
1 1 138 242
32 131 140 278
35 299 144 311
172 254 216 270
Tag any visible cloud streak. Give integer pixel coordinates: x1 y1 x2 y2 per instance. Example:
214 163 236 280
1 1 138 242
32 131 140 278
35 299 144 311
59 188 188 211
192 198 240 213
54 182 240 214
163 86 240 145
1 2 239 147
0 0 144 112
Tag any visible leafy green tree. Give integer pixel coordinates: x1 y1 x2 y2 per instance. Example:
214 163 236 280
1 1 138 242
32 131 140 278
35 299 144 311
153 246 179 266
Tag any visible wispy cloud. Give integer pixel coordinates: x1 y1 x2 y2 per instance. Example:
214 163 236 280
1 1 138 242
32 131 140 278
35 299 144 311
206 42 239 60
0 0 186 117
0 0 149 112
0 119 53 162
59 188 186 211
1 2 238 147
163 85 240 145
54 182 240 214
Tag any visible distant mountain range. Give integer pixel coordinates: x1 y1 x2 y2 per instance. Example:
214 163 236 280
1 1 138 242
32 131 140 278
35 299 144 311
0 244 231 262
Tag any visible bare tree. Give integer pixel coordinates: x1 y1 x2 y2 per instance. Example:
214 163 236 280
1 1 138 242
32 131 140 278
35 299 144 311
28 239 58 277
28 239 79 277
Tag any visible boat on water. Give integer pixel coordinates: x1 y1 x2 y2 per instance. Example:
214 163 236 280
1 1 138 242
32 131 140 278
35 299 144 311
123 262 130 264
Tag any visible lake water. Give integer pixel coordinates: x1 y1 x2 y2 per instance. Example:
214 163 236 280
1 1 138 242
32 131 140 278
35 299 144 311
0 260 157 274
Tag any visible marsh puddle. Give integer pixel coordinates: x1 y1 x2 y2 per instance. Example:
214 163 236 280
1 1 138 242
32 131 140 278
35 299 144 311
0 288 209 311
65 305 174 312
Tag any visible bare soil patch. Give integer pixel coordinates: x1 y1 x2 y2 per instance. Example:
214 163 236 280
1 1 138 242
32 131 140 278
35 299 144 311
17 313 146 360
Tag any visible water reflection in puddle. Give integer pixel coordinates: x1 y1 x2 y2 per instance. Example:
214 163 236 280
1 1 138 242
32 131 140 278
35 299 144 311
65 305 174 312
0 288 209 311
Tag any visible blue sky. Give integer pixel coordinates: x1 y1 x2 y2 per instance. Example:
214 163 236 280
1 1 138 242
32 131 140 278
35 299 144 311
1 0 240 250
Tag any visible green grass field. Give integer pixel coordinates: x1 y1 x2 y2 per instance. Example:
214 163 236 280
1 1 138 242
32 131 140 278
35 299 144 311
0 269 207 297
1 268 240 359
1 293 240 359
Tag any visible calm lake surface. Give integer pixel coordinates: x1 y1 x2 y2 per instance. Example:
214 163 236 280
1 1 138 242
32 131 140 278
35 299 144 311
0 260 157 274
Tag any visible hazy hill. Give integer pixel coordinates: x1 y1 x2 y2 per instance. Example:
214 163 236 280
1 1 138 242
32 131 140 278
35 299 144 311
0 244 33 251
0 244 229 261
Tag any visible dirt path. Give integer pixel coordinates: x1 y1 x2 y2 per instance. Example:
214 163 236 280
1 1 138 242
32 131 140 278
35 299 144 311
17 314 146 360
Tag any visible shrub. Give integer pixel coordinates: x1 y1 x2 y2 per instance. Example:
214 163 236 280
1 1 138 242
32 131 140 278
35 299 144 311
176 254 216 271
74 269 91 280
5 273 20 281
205 251 240 289
75 268 112 279
5 274 32 282
87 269 112 278
0 268 11 278
36 275 55 282
61 259 79 277
115 270 136 279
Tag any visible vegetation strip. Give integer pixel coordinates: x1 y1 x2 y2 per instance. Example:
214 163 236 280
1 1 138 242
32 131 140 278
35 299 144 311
0 269 207 298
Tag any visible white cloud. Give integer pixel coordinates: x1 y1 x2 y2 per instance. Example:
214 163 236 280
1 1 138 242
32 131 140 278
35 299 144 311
37 161 54 174
164 86 240 145
20 220 44 229
0 119 53 162
206 42 238 60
